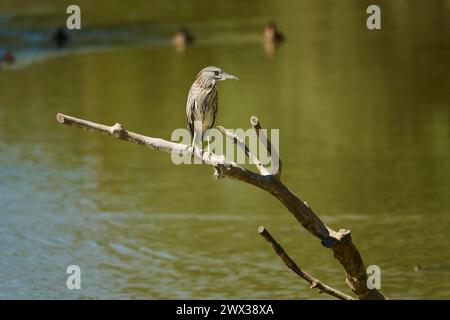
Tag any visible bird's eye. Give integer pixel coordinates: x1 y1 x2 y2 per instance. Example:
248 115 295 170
214 70 220 76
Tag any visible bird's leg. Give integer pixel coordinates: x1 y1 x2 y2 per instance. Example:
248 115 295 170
200 133 205 158
206 135 212 162
191 131 197 157
191 129 204 163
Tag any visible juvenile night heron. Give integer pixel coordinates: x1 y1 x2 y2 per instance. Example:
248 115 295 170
186 66 238 151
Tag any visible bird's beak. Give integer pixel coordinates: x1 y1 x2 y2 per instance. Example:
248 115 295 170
221 72 239 81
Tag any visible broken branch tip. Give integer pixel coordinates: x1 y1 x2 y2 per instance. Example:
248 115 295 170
56 113 65 124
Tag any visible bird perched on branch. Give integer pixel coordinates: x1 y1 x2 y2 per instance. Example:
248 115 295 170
186 66 238 152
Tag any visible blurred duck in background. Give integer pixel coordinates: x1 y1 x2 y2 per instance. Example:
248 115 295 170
52 27 69 48
262 21 284 58
172 27 195 52
263 21 284 43
1 51 15 64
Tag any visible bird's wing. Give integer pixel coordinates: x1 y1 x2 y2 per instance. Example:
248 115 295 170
209 90 218 129
186 90 196 137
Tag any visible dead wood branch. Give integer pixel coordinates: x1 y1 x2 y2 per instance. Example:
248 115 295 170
56 112 386 300
258 226 355 300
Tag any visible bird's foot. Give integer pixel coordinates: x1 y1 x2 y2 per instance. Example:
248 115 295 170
189 145 196 162
200 148 205 160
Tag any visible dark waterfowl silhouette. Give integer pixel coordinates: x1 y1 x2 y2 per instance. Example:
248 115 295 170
1 51 15 64
52 27 69 48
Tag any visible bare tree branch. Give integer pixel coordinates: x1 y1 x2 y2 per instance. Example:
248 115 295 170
56 113 265 186
258 226 355 300
250 116 282 178
217 125 270 176
56 112 386 300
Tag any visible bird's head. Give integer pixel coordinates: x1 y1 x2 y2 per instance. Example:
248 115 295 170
197 66 239 86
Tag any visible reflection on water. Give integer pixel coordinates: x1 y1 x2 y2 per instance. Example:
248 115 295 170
0 1 449 299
